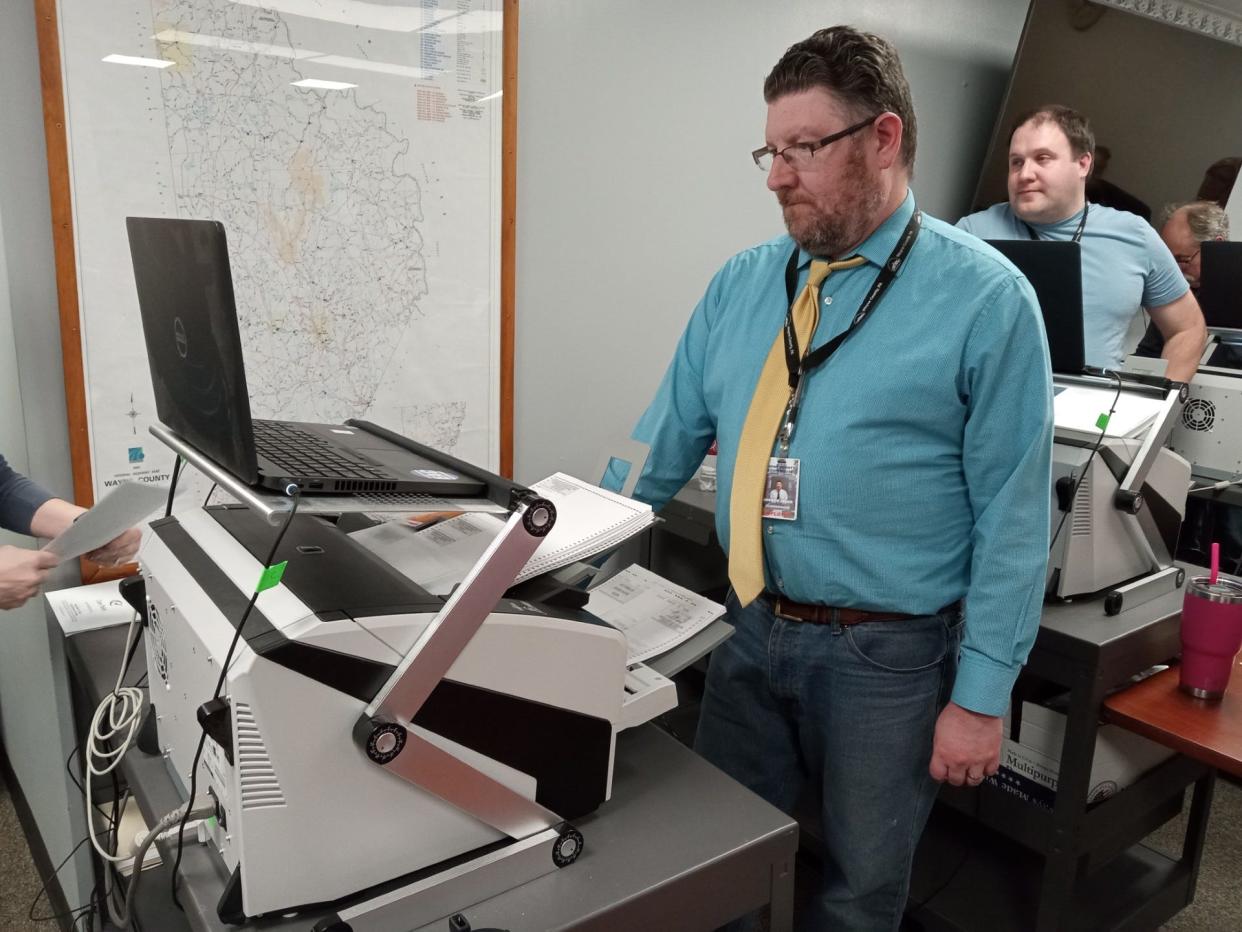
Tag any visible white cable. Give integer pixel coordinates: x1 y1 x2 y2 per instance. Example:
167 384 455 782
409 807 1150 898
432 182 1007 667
1189 476 1242 493
85 610 145 864
133 817 208 850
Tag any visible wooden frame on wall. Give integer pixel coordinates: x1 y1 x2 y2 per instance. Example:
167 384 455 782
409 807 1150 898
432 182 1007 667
33 0 519 535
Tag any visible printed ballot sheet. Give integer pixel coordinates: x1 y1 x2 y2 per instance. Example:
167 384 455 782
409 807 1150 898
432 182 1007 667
585 565 725 663
350 472 656 595
351 513 503 596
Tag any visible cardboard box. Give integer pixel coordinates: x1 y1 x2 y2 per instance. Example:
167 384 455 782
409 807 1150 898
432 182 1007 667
989 701 1174 810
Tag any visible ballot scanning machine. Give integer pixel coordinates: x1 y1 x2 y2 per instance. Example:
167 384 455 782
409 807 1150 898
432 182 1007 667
1048 371 1190 614
138 424 680 929
1160 243 1242 480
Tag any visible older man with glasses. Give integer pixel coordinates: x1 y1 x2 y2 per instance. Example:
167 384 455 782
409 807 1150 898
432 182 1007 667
1132 202 1230 363
614 25 1053 930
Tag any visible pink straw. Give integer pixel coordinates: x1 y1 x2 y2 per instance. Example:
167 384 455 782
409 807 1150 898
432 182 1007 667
1211 542 1220 585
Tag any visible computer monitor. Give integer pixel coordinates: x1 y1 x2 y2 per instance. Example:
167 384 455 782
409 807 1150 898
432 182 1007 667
1199 241 1242 330
984 239 1086 374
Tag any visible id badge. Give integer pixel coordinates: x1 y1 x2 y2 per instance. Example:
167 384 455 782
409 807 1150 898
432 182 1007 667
762 457 800 521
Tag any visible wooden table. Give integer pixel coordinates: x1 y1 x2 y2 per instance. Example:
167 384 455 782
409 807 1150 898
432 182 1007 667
1104 659 1242 779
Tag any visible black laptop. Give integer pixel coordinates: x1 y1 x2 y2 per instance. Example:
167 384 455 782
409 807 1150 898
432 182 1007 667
985 239 1087 374
1199 241 1242 330
126 216 485 497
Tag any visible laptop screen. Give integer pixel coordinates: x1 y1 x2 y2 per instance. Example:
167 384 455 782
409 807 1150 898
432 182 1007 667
984 239 1086 375
126 217 260 483
1199 241 1242 329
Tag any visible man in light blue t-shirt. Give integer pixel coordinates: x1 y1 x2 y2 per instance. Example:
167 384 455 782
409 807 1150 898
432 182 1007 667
958 105 1205 381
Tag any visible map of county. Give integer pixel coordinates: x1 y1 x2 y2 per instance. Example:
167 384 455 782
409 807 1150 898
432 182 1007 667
56 0 502 496
157 0 427 423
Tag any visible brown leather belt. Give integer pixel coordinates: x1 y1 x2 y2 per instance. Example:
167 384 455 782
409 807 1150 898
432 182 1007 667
767 593 918 626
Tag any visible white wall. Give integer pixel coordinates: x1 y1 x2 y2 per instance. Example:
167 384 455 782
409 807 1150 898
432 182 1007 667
0 0 93 912
512 0 1032 485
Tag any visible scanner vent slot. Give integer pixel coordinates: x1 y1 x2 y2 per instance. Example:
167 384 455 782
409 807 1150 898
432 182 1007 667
235 702 286 810
1071 474 1092 538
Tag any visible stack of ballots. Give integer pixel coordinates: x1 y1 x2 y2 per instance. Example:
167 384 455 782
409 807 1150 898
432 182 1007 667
350 472 656 596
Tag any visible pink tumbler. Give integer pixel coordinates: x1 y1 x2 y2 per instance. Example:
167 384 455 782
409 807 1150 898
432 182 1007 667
1179 576 1242 699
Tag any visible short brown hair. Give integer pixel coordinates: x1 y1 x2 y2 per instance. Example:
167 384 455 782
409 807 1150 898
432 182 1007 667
764 26 917 169
1009 104 1095 159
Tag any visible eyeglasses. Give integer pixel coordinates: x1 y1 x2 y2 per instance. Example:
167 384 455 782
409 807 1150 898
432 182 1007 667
1174 249 1201 267
752 114 880 172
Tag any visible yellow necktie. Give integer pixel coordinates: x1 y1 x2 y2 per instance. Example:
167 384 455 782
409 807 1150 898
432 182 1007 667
728 255 866 606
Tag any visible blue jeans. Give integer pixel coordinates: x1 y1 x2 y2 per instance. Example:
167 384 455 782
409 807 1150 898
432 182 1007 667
696 593 963 931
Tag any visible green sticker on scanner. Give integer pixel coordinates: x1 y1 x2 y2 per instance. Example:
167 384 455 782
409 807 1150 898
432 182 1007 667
256 561 288 593
1096 413 1110 431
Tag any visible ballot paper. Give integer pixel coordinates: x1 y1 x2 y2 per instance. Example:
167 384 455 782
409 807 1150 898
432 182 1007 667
45 580 136 636
43 482 167 560
585 565 725 663
1053 384 1164 440
350 472 656 595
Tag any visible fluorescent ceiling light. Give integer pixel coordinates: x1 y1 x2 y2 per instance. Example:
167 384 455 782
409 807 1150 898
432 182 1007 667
102 54 174 68
476 89 501 103
292 78 357 90
154 28 310 60
154 28 431 79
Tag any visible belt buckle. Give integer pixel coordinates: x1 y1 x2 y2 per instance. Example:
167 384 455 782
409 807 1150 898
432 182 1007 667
773 596 798 622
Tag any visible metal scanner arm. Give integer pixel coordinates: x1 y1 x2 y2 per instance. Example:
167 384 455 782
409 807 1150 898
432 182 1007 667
353 496 566 840
1115 383 1188 509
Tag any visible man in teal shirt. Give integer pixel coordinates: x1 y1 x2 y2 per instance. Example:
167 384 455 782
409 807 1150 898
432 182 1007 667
957 105 1205 381
624 26 1053 930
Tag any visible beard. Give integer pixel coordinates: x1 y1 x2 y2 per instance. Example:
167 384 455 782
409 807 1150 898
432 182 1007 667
779 143 885 257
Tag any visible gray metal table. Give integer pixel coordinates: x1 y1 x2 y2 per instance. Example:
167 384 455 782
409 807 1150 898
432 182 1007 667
64 624 797 932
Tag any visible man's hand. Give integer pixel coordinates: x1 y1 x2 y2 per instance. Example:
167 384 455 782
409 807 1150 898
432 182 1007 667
86 528 142 567
0 545 60 610
929 701 1003 786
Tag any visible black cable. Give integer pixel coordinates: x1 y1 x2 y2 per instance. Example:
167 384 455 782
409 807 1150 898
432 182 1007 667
203 482 218 508
1049 370 1124 555
170 491 302 909
61 740 123 929
119 623 145 694
65 741 85 799
62 742 107 932
164 456 184 518
28 833 95 923
75 903 96 932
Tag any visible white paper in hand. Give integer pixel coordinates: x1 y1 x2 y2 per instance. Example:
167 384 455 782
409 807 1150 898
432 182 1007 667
44 482 168 560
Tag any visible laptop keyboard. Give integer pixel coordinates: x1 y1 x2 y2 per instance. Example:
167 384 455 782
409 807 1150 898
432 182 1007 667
252 420 390 479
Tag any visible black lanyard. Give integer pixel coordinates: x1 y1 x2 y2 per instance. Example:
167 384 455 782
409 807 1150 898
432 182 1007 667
1023 201 1088 243
777 209 921 451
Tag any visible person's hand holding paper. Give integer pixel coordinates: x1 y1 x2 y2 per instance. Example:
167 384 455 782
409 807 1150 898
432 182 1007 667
42 482 167 563
0 546 60 610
